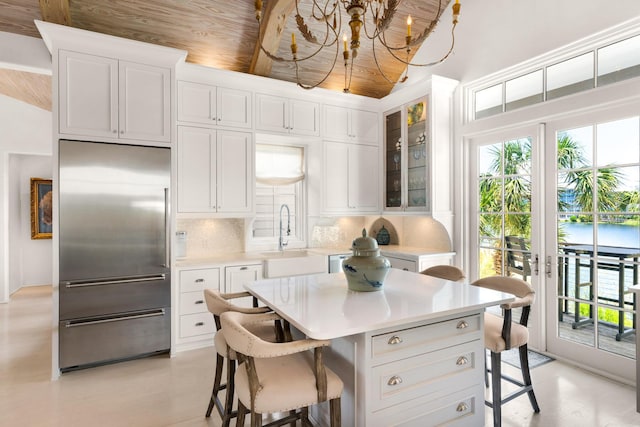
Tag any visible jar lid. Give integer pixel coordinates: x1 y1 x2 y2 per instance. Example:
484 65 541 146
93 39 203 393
351 229 380 256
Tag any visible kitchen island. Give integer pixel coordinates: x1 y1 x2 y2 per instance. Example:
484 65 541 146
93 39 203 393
245 269 513 426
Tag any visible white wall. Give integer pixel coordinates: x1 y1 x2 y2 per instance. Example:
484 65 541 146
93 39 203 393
0 94 52 302
10 154 53 294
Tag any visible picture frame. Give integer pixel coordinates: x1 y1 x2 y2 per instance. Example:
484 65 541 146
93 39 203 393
30 178 52 239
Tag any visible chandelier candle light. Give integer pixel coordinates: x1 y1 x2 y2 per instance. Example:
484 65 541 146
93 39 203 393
254 0 461 93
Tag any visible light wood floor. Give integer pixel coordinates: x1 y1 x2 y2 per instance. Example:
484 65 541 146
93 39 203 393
1 285 640 427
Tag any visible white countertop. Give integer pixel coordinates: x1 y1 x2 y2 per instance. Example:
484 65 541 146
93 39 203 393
175 245 454 268
245 269 513 340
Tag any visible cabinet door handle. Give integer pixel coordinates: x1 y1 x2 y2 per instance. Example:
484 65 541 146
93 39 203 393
387 375 403 386
456 320 468 329
195 278 204 283
240 266 248 270
112 129 117 134
194 300 204 305
456 356 468 366
387 335 403 345
456 402 468 412
195 322 204 327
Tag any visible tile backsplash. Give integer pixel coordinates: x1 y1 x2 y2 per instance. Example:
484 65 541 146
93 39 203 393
176 215 452 259
176 218 244 258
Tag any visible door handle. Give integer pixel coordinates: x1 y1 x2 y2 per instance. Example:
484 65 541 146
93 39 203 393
532 254 539 276
546 255 552 278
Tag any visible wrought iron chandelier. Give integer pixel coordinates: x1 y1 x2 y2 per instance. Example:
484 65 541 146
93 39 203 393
254 0 461 93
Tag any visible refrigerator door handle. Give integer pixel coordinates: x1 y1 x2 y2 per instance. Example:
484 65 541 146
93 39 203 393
64 309 166 328
164 187 170 268
63 274 166 288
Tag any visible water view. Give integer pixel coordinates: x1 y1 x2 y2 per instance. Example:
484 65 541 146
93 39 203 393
561 222 640 248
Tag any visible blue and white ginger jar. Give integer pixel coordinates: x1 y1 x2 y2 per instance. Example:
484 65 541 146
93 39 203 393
342 229 391 292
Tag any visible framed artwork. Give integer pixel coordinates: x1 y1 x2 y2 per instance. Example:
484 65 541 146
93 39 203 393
30 178 52 239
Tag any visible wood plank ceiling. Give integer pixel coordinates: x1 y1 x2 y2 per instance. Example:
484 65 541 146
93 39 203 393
0 0 451 100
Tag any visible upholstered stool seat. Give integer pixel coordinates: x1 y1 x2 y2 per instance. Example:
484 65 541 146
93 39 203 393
471 276 540 427
421 265 466 282
204 290 284 427
221 311 343 427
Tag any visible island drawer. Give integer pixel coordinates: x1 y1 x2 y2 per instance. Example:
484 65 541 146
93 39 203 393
371 314 481 360
369 339 483 411
370 384 484 427
179 268 220 293
179 312 216 338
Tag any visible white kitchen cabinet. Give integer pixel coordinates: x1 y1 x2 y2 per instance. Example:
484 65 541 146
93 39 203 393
177 81 251 129
385 256 417 272
177 126 252 215
383 77 457 218
59 50 171 143
322 104 378 144
255 94 319 136
225 264 263 308
383 252 454 273
177 268 220 342
322 141 379 214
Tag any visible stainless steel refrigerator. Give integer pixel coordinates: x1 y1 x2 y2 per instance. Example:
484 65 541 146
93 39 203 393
58 140 171 371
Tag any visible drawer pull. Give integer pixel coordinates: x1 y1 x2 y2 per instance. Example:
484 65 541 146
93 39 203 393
456 320 469 329
240 266 248 270
456 356 468 366
194 300 204 304
195 278 204 283
456 402 468 412
387 335 403 345
387 375 403 386
195 322 205 327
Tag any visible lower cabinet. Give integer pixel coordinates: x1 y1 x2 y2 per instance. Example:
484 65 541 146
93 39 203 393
384 253 454 273
177 268 220 345
175 263 264 350
225 264 263 308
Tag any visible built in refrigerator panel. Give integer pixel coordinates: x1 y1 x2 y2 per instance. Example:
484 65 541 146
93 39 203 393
58 140 170 282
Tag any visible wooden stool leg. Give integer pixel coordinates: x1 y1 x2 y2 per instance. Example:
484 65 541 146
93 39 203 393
519 345 540 413
236 400 247 427
206 352 225 417
221 359 236 427
330 397 342 427
490 351 502 427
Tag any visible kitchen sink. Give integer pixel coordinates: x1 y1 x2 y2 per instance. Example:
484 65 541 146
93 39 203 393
262 251 327 278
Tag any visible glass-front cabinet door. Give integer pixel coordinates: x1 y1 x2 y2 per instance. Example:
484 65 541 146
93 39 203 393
384 96 429 211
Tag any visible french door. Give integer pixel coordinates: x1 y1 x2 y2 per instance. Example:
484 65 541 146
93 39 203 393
545 107 639 380
468 125 543 349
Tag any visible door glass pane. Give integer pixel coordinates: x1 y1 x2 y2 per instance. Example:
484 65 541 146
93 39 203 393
598 35 640 86
406 99 428 209
547 52 595 100
477 138 532 280
556 117 640 358
385 110 402 208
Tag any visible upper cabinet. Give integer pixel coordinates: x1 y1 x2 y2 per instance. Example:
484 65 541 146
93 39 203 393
322 105 378 144
383 77 457 218
177 81 252 129
59 50 171 143
177 126 253 215
255 94 319 136
384 98 430 212
322 141 379 214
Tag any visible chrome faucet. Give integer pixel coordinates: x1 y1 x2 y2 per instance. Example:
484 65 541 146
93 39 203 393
278 203 290 251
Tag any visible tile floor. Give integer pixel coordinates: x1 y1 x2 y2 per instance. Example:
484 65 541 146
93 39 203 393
1 285 640 426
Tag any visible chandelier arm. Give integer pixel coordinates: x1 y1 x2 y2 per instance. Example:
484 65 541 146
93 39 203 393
371 37 399 84
385 23 457 68
294 35 342 90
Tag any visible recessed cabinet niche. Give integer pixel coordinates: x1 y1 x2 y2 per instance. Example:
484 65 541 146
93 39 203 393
177 126 253 215
177 81 251 129
59 50 171 142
